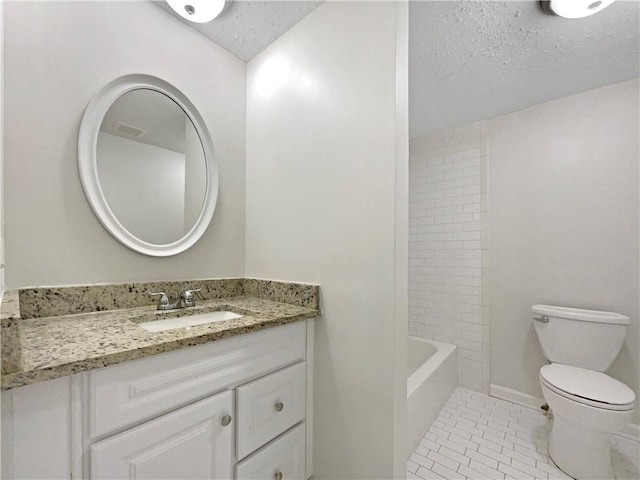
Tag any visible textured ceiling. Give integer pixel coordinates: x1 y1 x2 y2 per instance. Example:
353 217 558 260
154 0 324 61
409 0 640 138
156 0 640 139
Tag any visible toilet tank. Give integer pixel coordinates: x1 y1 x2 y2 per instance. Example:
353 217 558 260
531 305 629 372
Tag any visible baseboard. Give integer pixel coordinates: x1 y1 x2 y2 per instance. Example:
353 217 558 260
490 384 640 444
489 383 546 412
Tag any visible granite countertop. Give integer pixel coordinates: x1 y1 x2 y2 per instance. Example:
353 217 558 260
1 279 320 390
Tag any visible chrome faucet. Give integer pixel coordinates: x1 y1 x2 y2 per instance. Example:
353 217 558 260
149 288 201 311
181 288 200 307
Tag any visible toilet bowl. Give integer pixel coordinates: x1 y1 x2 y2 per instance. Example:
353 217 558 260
539 364 635 479
532 305 635 480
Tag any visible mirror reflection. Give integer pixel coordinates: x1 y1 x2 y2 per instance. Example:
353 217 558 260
97 89 207 245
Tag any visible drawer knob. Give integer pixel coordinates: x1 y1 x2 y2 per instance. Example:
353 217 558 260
274 472 283 480
275 401 284 412
221 415 232 426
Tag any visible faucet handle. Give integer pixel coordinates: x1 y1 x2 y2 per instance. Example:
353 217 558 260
149 292 169 307
182 288 201 307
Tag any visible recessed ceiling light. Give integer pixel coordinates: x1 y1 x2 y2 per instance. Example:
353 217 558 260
547 0 616 19
165 0 226 23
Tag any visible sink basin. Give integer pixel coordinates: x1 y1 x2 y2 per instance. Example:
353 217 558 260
138 311 243 333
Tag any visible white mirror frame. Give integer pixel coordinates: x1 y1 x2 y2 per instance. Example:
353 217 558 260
78 74 218 257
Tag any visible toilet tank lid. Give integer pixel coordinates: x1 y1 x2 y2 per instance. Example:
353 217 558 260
532 305 629 325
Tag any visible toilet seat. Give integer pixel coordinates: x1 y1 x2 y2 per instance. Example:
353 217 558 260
540 364 635 411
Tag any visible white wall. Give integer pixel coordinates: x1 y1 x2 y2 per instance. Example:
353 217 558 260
0 3 4 475
245 2 408 477
393 1 409 475
489 79 640 422
97 133 186 244
409 122 490 393
3 1 246 288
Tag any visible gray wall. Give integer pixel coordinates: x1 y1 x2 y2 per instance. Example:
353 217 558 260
0 0 4 295
246 2 408 477
3 1 246 288
489 79 640 422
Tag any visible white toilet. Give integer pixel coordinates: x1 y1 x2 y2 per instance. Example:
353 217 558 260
531 304 635 480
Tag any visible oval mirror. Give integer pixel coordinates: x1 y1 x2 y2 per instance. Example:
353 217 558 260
78 75 218 256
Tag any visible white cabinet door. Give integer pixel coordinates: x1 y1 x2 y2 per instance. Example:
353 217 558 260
91 391 233 480
236 424 306 480
1 377 72 480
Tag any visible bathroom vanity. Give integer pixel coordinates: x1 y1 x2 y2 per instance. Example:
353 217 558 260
1 278 319 480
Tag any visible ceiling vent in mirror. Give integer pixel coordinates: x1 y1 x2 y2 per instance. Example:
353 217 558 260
165 0 226 23
113 122 147 138
544 0 617 18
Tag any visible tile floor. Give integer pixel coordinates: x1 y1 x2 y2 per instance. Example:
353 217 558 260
408 388 640 480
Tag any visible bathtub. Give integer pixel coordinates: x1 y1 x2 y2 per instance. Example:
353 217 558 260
407 337 458 455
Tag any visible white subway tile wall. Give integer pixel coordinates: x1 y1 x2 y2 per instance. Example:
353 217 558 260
409 122 490 392
408 388 640 480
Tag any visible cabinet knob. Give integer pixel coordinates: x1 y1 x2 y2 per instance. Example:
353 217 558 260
221 415 232 426
274 472 283 480
275 401 284 412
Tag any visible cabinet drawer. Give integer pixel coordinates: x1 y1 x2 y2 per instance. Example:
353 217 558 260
91 390 233 480
89 321 305 438
236 424 306 480
236 362 305 459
